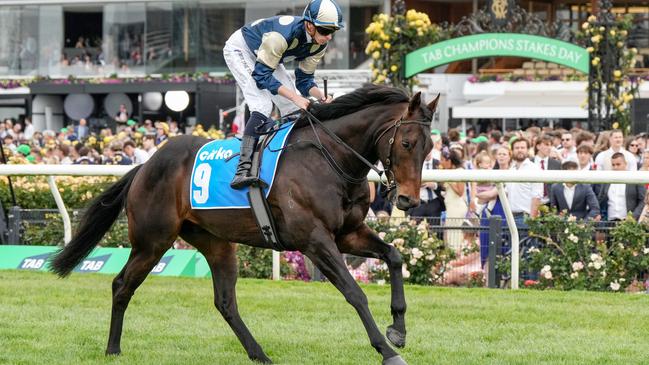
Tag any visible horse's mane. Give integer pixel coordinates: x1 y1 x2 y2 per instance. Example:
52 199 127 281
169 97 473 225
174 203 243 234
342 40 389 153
301 84 409 123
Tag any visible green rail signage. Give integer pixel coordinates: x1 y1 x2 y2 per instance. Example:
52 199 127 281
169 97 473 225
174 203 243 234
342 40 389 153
404 33 590 77
0 245 199 277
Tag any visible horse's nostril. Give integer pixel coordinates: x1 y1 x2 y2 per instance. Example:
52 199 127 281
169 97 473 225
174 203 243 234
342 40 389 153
397 195 411 206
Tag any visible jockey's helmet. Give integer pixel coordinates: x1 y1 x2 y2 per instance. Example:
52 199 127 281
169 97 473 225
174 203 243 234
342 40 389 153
303 0 345 30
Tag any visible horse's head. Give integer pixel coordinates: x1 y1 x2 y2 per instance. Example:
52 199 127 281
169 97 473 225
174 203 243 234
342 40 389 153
378 92 439 210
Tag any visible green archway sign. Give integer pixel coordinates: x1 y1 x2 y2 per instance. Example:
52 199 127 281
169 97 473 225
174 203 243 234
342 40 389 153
404 33 589 78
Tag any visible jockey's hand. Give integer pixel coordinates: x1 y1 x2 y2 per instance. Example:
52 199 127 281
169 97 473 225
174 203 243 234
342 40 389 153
293 96 311 111
320 95 334 104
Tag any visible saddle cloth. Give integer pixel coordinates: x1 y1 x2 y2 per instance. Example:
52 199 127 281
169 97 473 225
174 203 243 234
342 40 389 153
190 122 295 209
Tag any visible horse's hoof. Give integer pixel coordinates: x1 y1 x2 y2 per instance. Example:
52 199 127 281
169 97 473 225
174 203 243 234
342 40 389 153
386 325 406 348
250 354 272 364
105 348 121 356
383 355 407 365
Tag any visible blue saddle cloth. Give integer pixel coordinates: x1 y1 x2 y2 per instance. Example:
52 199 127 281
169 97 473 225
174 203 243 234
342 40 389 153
190 123 295 209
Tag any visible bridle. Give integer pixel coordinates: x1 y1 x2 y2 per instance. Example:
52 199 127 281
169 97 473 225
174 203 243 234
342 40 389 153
297 109 430 196
374 117 431 197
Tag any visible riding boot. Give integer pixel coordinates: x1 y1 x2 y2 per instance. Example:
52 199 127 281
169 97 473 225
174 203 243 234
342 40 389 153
230 135 267 189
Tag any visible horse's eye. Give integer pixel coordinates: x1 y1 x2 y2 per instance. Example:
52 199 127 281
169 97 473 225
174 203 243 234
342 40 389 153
401 140 411 149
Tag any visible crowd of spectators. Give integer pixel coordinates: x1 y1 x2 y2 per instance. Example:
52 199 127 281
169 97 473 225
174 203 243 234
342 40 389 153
0 116 179 166
369 125 649 285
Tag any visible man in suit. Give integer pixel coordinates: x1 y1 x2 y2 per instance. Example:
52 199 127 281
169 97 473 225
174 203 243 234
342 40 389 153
549 161 600 220
407 151 444 222
533 134 561 204
596 152 646 221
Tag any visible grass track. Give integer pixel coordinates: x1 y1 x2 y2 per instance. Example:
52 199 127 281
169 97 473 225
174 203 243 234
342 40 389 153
1 270 648 365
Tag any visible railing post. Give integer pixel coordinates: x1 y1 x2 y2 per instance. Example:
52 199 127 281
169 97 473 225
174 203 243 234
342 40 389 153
7 206 21 245
487 216 502 289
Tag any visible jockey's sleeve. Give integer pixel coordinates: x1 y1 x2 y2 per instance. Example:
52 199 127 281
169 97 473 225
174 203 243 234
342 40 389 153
295 46 327 97
252 31 288 95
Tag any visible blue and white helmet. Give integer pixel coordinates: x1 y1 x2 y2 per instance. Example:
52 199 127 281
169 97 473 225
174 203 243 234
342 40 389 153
303 0 345 30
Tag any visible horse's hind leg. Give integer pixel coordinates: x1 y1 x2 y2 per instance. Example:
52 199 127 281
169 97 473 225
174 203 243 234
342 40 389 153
180 222 272 364
106 223 177 355
338 224 407 348
305 225 405 365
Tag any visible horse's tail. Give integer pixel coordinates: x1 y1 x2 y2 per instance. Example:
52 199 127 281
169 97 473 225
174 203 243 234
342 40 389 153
49 165 142 277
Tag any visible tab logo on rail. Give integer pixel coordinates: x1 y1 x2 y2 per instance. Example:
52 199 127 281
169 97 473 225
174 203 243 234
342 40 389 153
74 254 111 273
18 253 52 270
151 255 173 275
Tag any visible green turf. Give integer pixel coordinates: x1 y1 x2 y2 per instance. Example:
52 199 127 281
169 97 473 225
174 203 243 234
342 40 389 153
1 270 648 365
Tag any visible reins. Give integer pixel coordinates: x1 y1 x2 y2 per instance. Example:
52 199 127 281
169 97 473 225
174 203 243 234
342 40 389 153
274 107 429 196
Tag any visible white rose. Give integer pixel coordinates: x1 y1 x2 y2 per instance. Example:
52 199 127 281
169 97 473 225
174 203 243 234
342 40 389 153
564 228 570 234
643 247 649 254
594 262 602 270
412 248 424 259
542 265 552 272
402 264 410 279
572 261 584 271
590 253 599 261
568 234 579 243
570 272 579 279
544 271 553 280
378 232 387 240
409 258 418 266
610 281 620 291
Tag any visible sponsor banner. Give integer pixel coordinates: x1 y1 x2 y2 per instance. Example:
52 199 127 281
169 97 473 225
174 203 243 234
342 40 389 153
0 246 199 277
405 33 589 78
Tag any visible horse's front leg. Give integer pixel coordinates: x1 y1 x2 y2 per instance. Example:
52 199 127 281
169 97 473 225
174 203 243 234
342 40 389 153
305 226 406 365
337 224 407 348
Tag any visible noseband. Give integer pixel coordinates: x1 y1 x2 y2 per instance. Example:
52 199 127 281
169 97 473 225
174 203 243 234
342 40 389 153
375 118 431 198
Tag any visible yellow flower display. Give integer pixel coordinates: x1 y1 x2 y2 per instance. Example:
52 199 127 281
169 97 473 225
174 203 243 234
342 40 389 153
365 8 448 89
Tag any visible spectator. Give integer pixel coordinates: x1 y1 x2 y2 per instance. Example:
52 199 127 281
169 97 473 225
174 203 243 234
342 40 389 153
507 138 543 224
560 132 577 162
533 134 561 204
595 130 637 171
625 136 642 168
576 144 596 170
115 104 129 124
123 140 149 165
489 130 502 151
142 134 158 157
575 131 596 147
440 147 470 251
407 149 444 222
3 135 16 153
23 117 34 140
549 161 600 220
595 152 646 221
73 146 94 164
493 145 511 170
105 141 133 165
56 144 73 164
155 122 169 145
430 130 442 160
76 118 89 140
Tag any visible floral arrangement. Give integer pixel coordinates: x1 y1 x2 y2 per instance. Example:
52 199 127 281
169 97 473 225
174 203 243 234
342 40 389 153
578 14 640 133
365 7 449 89
191 124 226 140
0 72 235 89
510 206 649 292
368 219 456 285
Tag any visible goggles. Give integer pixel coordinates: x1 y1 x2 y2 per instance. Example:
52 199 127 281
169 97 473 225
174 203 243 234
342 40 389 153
315 26 336 36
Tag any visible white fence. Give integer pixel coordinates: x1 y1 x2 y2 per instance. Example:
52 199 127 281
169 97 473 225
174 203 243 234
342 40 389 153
2 165 649 289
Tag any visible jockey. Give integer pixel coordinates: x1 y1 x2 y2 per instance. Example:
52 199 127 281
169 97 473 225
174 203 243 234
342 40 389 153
223 0 344 189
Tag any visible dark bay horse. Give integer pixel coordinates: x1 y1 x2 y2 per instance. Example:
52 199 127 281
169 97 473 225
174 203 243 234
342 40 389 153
50 85 439 365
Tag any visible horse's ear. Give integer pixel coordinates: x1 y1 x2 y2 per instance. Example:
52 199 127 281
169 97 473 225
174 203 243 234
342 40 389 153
408 92 422 114
427 93 441 112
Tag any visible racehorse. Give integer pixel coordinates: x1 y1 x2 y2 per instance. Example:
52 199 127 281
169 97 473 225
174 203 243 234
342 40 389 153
50 85 439 365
